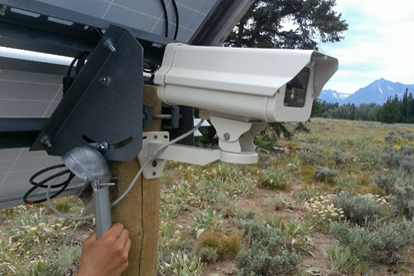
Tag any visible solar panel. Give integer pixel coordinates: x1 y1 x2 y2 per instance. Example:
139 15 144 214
0 0 254 209
0 69 85 208
37 0 219 43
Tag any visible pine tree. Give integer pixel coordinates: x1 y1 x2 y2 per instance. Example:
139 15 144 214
379 96 400 124
224 0 348 139
225 0 348 49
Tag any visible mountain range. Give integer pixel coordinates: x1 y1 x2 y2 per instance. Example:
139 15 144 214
319 79 414 106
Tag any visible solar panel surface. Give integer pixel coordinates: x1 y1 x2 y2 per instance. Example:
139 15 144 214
38 0 220 43
0 0 253 209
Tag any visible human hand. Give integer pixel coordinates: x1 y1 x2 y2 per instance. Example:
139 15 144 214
76 223 132 276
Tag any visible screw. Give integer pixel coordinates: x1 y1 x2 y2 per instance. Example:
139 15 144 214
96 142 109 151
0 5 6 16
40 135 52 148
223 132 230 140
103 38 116 53
98 76 111 86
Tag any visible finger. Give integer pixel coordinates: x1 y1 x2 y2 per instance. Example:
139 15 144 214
84 231 97 245
124 238 132 256
119 228 130 245
104 222 124 238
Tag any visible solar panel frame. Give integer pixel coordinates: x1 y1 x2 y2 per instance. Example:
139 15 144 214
0 0 255 209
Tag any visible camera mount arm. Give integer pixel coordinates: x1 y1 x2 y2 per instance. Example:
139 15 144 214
137 115 266 179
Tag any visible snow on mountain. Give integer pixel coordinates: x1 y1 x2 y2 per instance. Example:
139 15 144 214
320 79 414 105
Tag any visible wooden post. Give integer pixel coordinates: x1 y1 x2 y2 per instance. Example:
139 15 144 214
109 85 162 276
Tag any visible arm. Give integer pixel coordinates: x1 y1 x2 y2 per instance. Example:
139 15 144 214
76 223 132 276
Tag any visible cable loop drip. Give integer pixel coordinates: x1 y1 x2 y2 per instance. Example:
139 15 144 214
24 164 75 205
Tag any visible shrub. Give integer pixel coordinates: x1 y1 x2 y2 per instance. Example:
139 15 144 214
357 149 381 170
197 247 218 263
330 220 414 264
214 194 239 218
374 170 399 194
236 220 301 275
391 172 414 220
332 192 386 225
299 149 325 166
198 231 242 261
329 221 369 259
264 194 292 212
190 209 222 238
333 177 358 192
158 251 206 276
322 244 367 274
365 220 414 264
257 167 289 191
304 194 344 231
265 216 313 252
381 148 414 173
330 150 348 165
314 166 339 184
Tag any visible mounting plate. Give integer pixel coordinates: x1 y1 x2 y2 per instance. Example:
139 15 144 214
137 132 169 179
31 25 144 162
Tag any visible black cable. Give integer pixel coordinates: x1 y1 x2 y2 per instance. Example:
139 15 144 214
171 0 179 39
66 52 86 77
75 52 89 76
160 0 169 38
63 51 89 95
24 164 75 205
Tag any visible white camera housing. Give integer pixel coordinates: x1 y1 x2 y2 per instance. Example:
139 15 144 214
147 43 338 166
154 43 338 123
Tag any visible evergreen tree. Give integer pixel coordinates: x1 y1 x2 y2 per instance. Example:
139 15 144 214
400 88 410 123
224 0 348 140
226 0 348 49
379 96 400 124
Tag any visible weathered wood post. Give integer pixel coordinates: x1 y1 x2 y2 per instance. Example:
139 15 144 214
109 85 161 276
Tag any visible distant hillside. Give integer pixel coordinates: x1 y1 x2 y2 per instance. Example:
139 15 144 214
320 79 414 106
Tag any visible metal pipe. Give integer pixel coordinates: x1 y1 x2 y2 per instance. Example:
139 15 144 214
92 180 113 239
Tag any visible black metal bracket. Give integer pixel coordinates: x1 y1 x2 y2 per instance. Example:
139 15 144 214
143 104 153 130
0 118 48 148
31 25 144 162
161 105 194 145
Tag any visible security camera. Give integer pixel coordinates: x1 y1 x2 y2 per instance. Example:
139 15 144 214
151 43 338 164
154 43 338 123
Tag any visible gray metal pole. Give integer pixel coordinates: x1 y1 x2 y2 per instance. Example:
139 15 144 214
93 181 112 239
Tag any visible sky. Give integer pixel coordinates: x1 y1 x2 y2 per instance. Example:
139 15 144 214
319 0 414 94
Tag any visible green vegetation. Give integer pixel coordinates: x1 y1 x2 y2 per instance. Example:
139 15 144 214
318 89 414 124
1 119 414 275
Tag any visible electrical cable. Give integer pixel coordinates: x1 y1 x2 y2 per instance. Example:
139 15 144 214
24 164 75 204
75 52 89 76
110 119 205 207
63 51 89 95
45 119 205 220
171 0 179 39
160 0 169 38
46 178 95 221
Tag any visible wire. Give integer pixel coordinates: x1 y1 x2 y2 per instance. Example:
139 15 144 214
171 0 179 39
24 164 75 204
160 0 169 38
45 119 204 220
46 178 95 221
111 119 205 207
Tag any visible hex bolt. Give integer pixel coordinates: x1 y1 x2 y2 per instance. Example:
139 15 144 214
96 142 109 151
40 135 52 148
0 5 6 16
98 76 111 87
223 132 230 140
103 38 116 53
